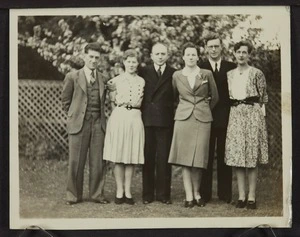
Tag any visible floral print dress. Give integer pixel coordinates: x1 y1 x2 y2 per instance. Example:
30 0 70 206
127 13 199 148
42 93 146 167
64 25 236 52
225 66 268 168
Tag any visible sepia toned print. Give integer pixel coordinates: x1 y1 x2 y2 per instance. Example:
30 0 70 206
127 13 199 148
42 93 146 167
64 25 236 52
10 6 291 229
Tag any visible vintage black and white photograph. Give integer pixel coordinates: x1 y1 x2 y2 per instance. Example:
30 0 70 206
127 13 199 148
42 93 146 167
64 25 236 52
10 6 291 229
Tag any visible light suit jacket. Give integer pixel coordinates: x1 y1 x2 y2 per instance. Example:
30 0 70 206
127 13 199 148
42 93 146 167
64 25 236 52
62 68 108 134
173 69 219 122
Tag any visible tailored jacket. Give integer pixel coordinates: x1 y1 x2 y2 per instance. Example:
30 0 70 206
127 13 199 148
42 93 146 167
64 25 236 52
200 60 236 128
140 64 176 127
62 68 108 134
173 69 219 122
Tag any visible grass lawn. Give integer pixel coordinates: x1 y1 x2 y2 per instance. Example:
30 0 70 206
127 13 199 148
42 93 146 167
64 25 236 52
19 158 283 219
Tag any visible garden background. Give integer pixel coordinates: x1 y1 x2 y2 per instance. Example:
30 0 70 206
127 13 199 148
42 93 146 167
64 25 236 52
17 14 283 218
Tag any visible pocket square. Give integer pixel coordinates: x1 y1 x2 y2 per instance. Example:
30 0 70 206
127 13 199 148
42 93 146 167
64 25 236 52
201 80 208 85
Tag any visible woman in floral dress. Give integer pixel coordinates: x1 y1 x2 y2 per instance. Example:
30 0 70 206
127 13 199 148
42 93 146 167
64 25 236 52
103 49 145 205
225 41 268 209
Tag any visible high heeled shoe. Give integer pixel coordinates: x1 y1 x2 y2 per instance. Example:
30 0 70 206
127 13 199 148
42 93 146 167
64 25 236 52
114 196 125 205
184 200 194 208
235 199 247 208
246 200 257 210
125 197 135 205
194 198 206 207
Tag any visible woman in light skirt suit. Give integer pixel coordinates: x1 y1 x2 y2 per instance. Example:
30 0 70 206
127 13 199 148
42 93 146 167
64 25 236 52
168 42 219 208
104 49 145 205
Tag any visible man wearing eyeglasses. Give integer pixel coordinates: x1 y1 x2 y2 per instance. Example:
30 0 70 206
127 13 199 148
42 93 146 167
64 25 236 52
200 33 236 204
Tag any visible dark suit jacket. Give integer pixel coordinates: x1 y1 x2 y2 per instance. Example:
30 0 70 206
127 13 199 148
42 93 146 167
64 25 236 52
62 68 108 134
173 69 219 122
200 60 236 128
140 64 176 127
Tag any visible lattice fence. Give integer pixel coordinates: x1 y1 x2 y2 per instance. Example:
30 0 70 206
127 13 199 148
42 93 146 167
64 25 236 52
19 80 68 156
18 80 282 162
266 90 282 169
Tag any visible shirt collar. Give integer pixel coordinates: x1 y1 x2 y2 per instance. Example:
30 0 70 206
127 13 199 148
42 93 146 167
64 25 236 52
182 66 201 78
208 58 222 71
154 63 166 74
83 66 95 83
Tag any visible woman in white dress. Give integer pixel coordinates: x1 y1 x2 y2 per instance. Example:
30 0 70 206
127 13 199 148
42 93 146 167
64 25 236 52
103 49 145 205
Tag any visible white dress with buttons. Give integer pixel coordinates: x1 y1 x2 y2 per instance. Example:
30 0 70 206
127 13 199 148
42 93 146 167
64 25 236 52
103 74 145 164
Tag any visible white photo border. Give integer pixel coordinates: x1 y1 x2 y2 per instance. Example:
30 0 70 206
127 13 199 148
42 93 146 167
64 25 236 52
10 6 292 229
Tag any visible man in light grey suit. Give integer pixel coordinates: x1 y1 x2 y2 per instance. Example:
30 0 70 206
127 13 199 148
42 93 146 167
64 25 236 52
62 42 109 205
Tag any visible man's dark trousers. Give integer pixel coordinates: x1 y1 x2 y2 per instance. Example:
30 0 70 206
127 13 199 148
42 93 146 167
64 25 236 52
140 64 175 202
200 60 235 203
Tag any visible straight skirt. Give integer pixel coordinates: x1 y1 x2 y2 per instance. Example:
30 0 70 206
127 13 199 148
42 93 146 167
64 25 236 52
225 104 268 168
168 114 211 168
103 107 145 164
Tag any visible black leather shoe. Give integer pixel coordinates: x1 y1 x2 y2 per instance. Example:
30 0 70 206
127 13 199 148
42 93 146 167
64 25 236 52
115 196 125 205
125 197 135 205
143 200 153 204
195 198 205 207
235 199 247 208
184 200 194 208
246 200 257 210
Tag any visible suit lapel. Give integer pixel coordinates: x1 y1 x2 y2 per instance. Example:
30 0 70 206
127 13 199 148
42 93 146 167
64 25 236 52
153 65 170 92
193 72 204 92
180 73 194 94
217 60 228 84
96 70 105 99
203 61 213 72
78 69 87 94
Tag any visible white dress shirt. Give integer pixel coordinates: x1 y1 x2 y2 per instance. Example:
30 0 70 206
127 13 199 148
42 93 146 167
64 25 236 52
209 58 221 72
154 63 166 75
83 66 96 84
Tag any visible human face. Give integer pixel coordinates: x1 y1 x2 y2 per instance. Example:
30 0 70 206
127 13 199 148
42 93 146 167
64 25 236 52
151 44 169 66
206 38 222 61
234 46 250 66
84 49 101 70
183 47 199 68
123 56 139 74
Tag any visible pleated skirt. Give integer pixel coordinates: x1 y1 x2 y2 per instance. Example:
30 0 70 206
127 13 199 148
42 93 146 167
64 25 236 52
103 107 145 164
168 114 211 168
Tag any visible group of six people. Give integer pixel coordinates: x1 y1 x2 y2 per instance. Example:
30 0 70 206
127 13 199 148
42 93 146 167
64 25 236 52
62 33 268 210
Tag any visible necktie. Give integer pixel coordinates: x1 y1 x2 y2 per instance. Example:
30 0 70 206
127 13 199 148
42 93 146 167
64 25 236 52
214 63 219 73
157 66 162 79
90 70 95 85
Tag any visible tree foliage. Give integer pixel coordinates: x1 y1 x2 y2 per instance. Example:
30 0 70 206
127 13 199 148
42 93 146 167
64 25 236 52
18 15 280 89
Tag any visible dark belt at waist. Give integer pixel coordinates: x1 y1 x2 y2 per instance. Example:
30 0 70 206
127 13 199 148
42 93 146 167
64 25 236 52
230 96 260 106
118 104 140 110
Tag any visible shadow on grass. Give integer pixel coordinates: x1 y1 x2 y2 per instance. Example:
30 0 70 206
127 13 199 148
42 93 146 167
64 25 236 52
19 158 283 219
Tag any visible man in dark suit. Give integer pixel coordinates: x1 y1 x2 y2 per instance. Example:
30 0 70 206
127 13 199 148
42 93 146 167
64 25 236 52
200 34 236 203
140 42 176 204
62 42 109 205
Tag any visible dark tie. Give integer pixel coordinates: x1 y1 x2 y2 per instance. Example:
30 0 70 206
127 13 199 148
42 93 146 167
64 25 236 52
157 66 162 79
90 70 95 85
214 63 219 73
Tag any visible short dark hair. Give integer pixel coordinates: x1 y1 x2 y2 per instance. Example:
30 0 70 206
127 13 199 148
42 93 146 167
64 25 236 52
204 33 222 45
233 41 253 54
151 42 168 53
84 42 102 54
123 49 140 62
182 42 200 56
